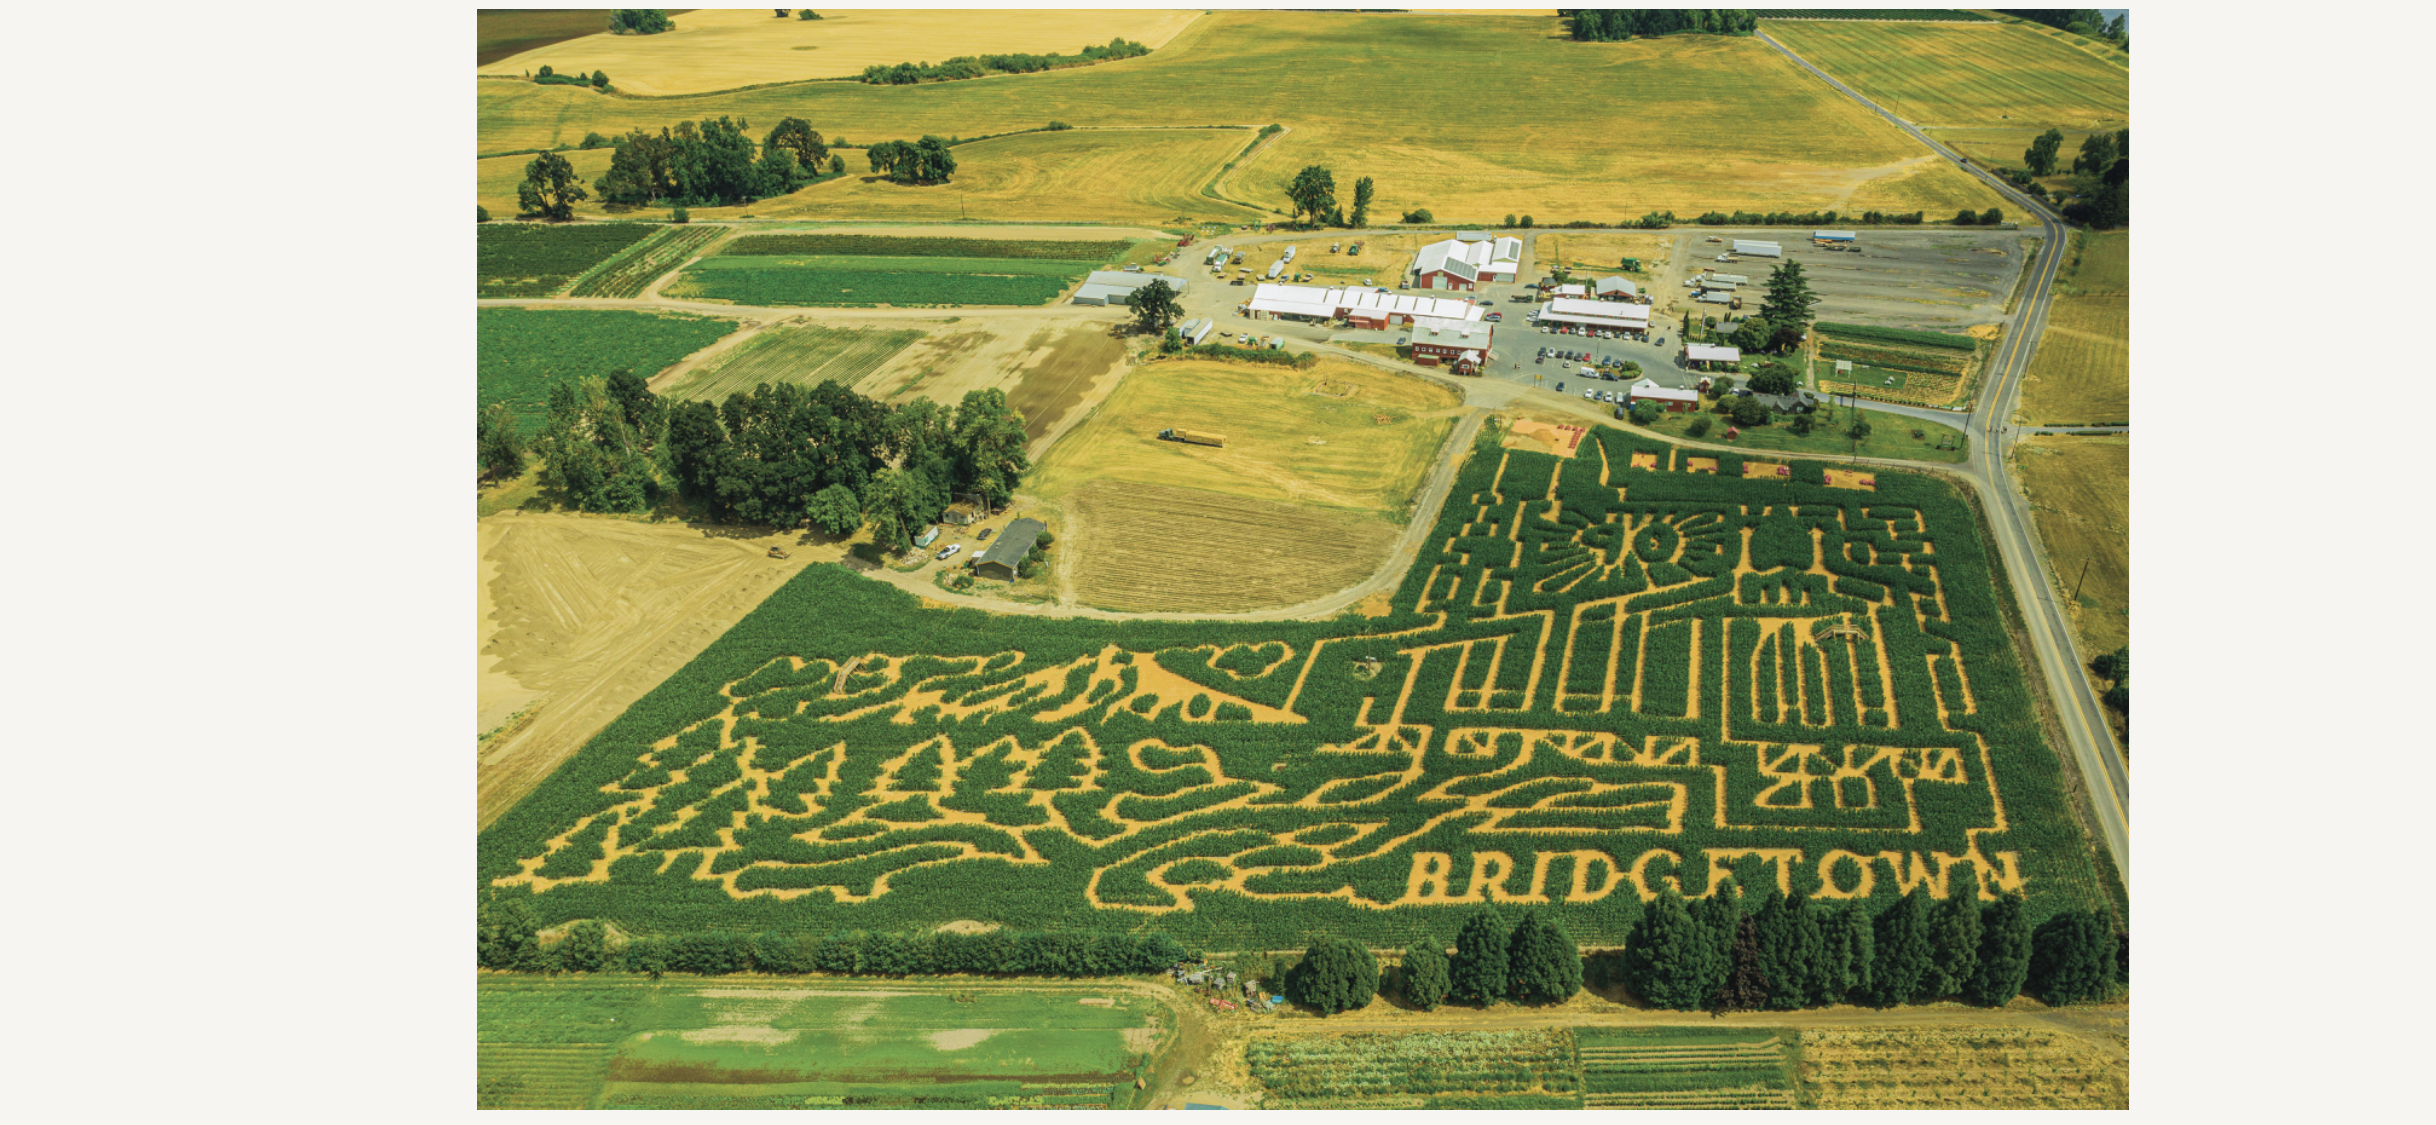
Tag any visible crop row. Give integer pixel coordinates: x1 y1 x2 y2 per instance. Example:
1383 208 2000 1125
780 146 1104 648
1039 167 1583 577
1764 9 1993 21
478 223 659 298
1814 322 1979 352
669 265 1076 308
1820 341 1972 375
567 226 727 298
723 233 1132 260
1821 375 1962 408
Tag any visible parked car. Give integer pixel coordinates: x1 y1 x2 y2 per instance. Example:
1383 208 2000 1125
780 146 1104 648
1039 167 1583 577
1486 312 1503 322
1556 381 1566 392
936 544 963 561
977 528 995 541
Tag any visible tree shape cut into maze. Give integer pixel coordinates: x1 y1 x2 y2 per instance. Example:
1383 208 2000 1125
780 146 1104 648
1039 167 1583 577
486 431 2094 938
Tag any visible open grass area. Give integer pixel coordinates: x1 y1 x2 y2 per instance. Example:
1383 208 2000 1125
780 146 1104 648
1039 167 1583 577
1534 231 1676 279
1027 355 1463 516
478 308 738 430
474 12 2004 220
1767 19 2129 130
478 9 1207 94
478 975 1155 1111
476 147 618 218
2017 230 2128 424
663 325 926 402
1628 404 1969 463
2011 435 2128 668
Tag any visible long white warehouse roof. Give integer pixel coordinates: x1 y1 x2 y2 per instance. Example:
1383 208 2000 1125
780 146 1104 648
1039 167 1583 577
1246 283 1485 322
1541 297 1652 328
1686 344 1742 362
1629 379 1700 403
1410 316 1494 346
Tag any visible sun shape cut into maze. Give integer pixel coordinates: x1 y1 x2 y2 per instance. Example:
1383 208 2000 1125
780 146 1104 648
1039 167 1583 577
496 444 2038 911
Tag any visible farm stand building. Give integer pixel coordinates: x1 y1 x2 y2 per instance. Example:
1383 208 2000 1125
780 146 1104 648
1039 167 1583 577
1594 276 1639 299
1412 236 1523 291
1627 378 1701 412
1537 297 1652 334
971 518 1046 580
1245 284 1483 328
1686 343 1742 369
1408 317 1493 372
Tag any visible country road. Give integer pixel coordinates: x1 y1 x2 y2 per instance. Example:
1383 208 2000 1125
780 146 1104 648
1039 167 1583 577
1759 29 2130 889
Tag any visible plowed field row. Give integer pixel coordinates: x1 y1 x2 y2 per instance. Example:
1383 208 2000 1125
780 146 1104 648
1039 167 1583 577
1066 481 1397 613
568 225 728 298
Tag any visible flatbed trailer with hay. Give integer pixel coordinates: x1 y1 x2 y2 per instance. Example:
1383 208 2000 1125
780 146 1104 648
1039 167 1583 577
1158 427 1227 448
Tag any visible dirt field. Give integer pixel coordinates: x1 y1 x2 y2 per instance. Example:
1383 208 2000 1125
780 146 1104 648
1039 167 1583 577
478 9 1206 94
1666 229 2028 332
1065 481 1401 613
476 512 846 827
1005 326 1129 448
1028 356 1463 516
2010 434 2129 683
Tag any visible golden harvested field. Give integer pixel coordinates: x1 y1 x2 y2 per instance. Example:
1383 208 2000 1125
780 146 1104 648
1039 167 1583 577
678 128 1267 226
1794 1026 2128 1110
1065 480 1401 613
2011 435 2129 665
474 12 2006 220
1532 231 1676 276
478 9 1206 95
2018 231 2128 424
1767 20 2129 131
1261 234 1419 283
661 324 925 402
476 147 617 220
1026 355 1463 516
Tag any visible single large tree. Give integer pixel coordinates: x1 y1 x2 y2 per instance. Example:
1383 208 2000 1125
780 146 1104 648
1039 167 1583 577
1124 278 1183 335
950 388 1029 509
861 467 928 551
1965 893 2034 1007
2073 131 2119 177
1755 262 1820 351
1292 937 1379 1016
1925 892 1985 998
1450 907 1511 1005
2029 910 2120 1006
1285 164 1337 227
478 403 527 481
765 117 830 175
1400 939 1451 1010
1350 176 1375 228
1505 912 1583 1005
1868 888 1935 1007
2023 128 2065 176
516 151 590 221
1621 885 1711 1009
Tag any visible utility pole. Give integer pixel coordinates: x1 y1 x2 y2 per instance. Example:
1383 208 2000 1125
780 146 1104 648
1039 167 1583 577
2069 558 2091 607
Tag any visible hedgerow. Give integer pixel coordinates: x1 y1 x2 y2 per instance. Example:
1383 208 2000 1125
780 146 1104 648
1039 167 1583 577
480 421 2106 947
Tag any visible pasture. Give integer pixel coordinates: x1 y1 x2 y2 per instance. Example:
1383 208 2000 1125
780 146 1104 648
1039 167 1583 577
472 12 2006 219
2017 230 2128 424
662 325 926 402
475 147 616 218
476 219 653 297
1065 481 1402 613
477 975 1157 1110
478 425 2108 949
2010 436 2129 672
477 308 737 429
1766 19 2129 131
478 9 1207 94
1025 356 1463 516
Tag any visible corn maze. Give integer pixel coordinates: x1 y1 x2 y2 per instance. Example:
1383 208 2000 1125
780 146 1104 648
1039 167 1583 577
481 426 2102 946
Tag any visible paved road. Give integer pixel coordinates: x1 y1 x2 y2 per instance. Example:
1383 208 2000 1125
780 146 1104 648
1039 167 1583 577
1760 29 2130 889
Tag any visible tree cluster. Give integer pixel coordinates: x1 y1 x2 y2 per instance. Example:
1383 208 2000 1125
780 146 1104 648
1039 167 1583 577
1282 907 1583 1016
595 116 830 208
531 63 608 89
1998 9 2127 45
478 895 1189 977
1620 881 2115 1012
2061 129 2128 229
857 38 1149 84
1953 207 2005 225
866 137 958 185
607 9 674 35
2092 644 2128 716
1564 9 1758 40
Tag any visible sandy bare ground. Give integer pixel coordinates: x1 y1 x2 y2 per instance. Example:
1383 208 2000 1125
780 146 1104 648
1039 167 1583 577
476 512 841 828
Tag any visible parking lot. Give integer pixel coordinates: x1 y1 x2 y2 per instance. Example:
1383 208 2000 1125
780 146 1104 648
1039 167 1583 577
1662 228 2028 332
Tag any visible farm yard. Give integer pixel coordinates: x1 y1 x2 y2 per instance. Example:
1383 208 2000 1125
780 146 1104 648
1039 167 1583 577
1765 19 2129 131
1064 481 1402 613
2016 230 2129 425
476 308 738 431
1685 229 2027 333
661 233 1130 308
477 974 1161 1110
472 12 2006 222
477 426 2110 949
476 221 656 298
477 9 1207 94
659 324 926 403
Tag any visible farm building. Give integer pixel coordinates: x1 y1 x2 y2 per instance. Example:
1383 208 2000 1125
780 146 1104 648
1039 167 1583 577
971 518 1046 581
1812 230 1856 243
1408 317 1493 372
1732 240 1782 257
1412 236 1523 290
1246 284 1482 328
1178 318 1213 345
1685 343 1741 369
1072 270 1190 306
1594 276 1638 299
1548 283 1589 299
1538 297 1651 333
1456 230 1490 243
1627 379 1701 413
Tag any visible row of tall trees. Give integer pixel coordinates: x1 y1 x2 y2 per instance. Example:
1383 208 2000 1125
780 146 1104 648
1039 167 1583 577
1623 881 2123 1012
856 38 1150 84
500 368 1027 547
1288 908 1585 1015
1998 9 2127 47
593 116 842 209
1564 9 1758 41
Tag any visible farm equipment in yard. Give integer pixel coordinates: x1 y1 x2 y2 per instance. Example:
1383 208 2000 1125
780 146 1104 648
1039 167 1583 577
1159 427 1227 448
767 547 791 559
